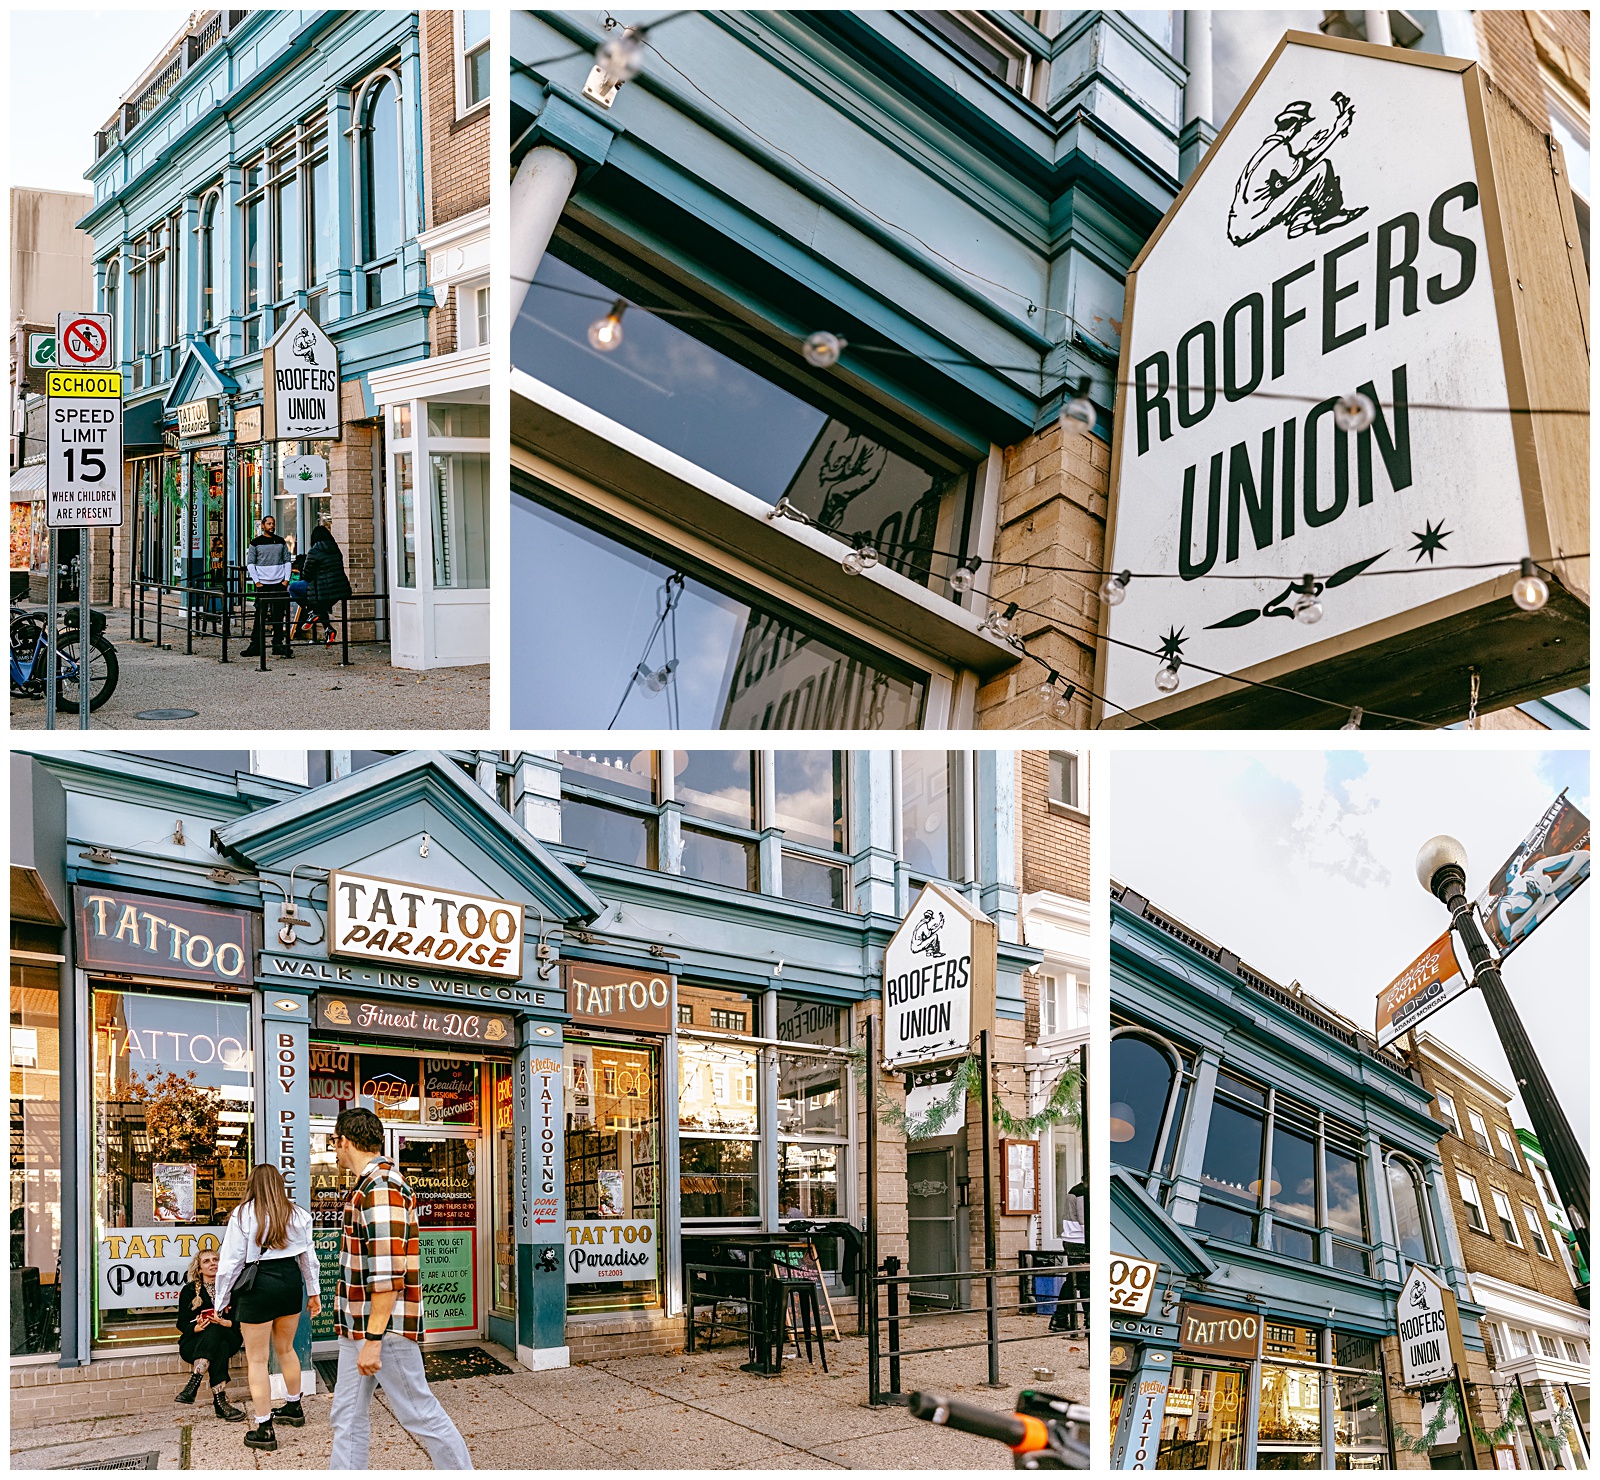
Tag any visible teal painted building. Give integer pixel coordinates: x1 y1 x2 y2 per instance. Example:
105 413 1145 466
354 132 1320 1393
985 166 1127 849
1108 882 1491 1469
79 9 433 613
10 748 1033 1381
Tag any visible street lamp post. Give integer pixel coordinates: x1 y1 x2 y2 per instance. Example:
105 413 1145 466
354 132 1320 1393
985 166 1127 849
1416 835 1590 1269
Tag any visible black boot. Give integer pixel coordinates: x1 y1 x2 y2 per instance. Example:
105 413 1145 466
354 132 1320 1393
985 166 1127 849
176 1370 204 1405
244 1416 278 1452
213 1388 246 1422
273 1397 305 1427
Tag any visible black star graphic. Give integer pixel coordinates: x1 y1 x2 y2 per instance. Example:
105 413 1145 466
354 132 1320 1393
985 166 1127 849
1157 626 1186 663
1409 519 1451 563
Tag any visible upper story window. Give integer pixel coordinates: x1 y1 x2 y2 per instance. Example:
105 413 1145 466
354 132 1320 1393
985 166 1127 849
901 751 970 882
240 116 335 351
1049 750 1087 814
678 750 758 892
1495 1126 1521 1171
1467 1107 1493 1155
558 749 657 870
1491 1187 1523 1246
774 751 848 910
1109 1028 1186 1180
458 11 489 114
358 70 405 308
102 258 121 356
198 190 222 337
921 11 1044 101
1039 972 1087 1038
1386 1154 1438 1266
1434 1090 1461 1138
514 248 982 597
1522 1202 1554 1259
1457 1170 1488 1234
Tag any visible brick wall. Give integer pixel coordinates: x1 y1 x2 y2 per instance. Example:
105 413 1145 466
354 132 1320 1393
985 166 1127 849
11 1350 244 1428
976 422 1109 729
566 1311 686 1363
1474 10 1590 132
329 383 379 641
1414 1055 1579 1307
422 9 490 229
1016 749 1090 900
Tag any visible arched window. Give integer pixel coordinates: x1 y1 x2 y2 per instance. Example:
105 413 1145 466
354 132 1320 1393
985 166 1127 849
1109 1030 1180 1176
359 72 404 307
200 192 221 331
103 258 120 346
1386 1155 1435 1266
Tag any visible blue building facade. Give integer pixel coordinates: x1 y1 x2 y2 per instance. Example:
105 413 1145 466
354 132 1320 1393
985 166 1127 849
1108 882 1495 1469
10 748 1034 1388
79 10 432 617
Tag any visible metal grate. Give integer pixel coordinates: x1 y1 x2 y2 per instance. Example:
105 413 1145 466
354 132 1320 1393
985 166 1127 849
55 1454 161 1470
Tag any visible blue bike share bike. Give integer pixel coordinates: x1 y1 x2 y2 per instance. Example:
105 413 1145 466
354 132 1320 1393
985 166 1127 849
10 606 119 712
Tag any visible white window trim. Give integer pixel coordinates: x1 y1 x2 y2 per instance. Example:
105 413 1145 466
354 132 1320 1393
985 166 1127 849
455 274 490 350
1458 1170 1487 1232
1047 749 1089 819
1468 1107 1493 1154
1522 1202 1554 1258
455 10 490 120
1495 1126 1521 1171
1435 1091 1461 1137
1491 1187 1522 1245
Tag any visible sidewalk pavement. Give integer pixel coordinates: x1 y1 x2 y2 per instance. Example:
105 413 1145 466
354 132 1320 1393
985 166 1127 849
10 603 489 730
10 1319 1087 1471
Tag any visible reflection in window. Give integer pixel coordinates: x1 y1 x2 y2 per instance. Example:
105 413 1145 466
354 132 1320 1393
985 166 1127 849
511 494 926 729
361 75 403 307
430 453 489 588
1270 1124 1317 1227
11 962 62 1355
513 252 977 591
1388 1156 1434 1263
778 1144 839 1219
561 798 652 868
774 751 845 849
777 1055 843 1136
677 751 755 828
901 751 956 878
1200 1099 1265 1206
1108 1034 1176 1176
1258 1362 1322 1457
783 852 846 909
394 454 416 587
681 828 755 891
1159 1364 1247 1468
1325 1147 1366 1238
560 749 654 802
461 10 490 108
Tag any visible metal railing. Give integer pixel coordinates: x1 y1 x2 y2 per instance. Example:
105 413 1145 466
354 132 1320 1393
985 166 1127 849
867 1256 1089 1406
130 575 389 669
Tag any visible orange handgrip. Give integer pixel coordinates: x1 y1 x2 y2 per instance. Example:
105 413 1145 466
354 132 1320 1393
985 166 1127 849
1010 1414 1052 1454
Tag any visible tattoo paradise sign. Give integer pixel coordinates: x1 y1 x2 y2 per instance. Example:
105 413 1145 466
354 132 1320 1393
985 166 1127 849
1098 32 1586 726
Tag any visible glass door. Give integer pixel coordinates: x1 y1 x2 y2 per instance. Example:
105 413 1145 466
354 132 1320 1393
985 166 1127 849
394 1132 481 1337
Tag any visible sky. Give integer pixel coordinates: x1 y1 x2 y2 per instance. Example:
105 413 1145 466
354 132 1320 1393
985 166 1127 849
1112 749 1590 1152
10 11 190 195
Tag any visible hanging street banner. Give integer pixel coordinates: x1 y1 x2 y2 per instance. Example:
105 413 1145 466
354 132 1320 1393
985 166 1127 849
47 370 124 527
1097 32 1588 727
1474 793 1590 960
1374 928 1469 1049
881 881 996 1069
262 308 341 441
1396 1264 1462 1387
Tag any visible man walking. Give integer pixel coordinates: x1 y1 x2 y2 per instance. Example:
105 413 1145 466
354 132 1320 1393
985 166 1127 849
242 515 294 659
328 1107 473 1470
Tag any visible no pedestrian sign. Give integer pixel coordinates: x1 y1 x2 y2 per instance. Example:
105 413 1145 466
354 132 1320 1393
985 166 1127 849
47 370 124 528
55 311 114 370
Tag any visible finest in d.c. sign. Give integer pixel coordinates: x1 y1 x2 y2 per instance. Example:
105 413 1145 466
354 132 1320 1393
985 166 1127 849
1098 33 1587 726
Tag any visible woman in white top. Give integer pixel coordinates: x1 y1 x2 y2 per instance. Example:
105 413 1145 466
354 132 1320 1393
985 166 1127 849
213 1164 321 1452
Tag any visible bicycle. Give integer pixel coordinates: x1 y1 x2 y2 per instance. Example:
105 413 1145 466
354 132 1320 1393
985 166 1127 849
10 606 120 712
910 1389 1091 1469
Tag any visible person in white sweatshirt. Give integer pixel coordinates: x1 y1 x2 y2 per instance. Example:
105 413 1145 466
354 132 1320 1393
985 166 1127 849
242 515 296 659
213 1164 321 1453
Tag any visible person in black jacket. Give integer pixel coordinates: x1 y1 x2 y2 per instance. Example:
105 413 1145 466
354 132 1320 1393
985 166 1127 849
298 525 352 646
175 1247 246 1421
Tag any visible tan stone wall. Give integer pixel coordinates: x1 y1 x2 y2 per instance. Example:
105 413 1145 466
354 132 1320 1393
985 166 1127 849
566 1312 685 1362
1381 1339 1503 1467
1017 749 1090 900
422 11 491 230
10 1350 241 1427
976 423 1109 729
1413 1057 1580 1307
329 382 380 641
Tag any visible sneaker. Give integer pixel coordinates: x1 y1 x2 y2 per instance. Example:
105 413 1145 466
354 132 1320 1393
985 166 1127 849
273 1398 305 1428
176 1370 204 1405
213 1389 246 1423
240 646 262 658
244 1417 278 1452
274 647 295 659
325 628 339 647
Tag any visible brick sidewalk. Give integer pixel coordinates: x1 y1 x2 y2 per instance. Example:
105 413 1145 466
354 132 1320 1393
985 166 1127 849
10 1320 1087 1471
10 603 489 730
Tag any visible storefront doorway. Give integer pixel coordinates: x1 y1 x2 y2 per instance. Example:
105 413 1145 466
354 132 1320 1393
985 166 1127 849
907 1146 958 1309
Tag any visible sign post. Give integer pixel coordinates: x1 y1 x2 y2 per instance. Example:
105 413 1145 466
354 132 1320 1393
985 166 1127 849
46 365 123 730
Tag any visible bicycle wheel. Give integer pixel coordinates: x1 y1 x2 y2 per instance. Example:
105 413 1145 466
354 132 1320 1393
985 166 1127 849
54 633 119 712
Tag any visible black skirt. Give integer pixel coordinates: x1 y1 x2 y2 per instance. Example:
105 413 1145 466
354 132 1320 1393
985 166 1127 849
233 1257 305 1325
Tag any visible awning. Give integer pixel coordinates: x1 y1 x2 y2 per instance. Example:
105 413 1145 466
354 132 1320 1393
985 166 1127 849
123 397 168 453
9 462 46 500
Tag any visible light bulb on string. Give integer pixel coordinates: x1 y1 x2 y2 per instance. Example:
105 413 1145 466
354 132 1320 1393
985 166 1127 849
1154 658 1181 693
841 540 879 576
1333 391 1376 433
587 300 627 351
1059 376 1096 437
981 602 1019 641
802 331 845 368
632 658 678 694
1100 570 1130 607
1341 707 1364 730
1292 573 1323 625
1039 672 1077 720
583 25 645 108
1511 558 1549 612
949 556 981 595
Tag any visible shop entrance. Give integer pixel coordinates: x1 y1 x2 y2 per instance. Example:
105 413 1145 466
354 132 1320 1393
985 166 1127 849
907 1146 958 1309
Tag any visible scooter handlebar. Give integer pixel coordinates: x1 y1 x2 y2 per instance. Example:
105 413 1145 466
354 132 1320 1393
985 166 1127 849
909 1391 1032 1448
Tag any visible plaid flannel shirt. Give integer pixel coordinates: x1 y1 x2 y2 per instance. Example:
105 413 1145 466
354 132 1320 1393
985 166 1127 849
335 1156 426 1342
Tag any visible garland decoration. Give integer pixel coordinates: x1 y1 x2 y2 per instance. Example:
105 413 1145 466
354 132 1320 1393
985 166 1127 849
1471 1384 1526 1449
1395 1380 1464 1454
877 1054 980 1141
992 1060 1083 1136
847 1044 1082 1140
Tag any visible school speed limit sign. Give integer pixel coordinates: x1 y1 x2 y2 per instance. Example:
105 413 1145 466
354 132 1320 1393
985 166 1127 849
1109 1255 1160 1316
47 370 124 527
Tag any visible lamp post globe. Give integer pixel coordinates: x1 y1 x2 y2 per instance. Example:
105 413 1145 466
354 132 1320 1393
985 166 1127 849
1415 834 1468 900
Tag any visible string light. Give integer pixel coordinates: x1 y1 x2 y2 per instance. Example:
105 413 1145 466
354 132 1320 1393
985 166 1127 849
1512 558 1549 612
1154 657 1182 693
981 602 1019 641
1333 390 1377 433
949 556 981 594
1341 707 1364 730
1292 574 1324 625
802 331 845 368
1038 671 1077 719
633 658 677 693
1100 570 1130 607
840 538 879 576
1059 376 1096 437
587 299 627 351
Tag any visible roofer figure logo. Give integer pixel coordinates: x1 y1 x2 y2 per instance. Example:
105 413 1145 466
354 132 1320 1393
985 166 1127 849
1227 92 1368 245
292 325 319 364
909 908 947 960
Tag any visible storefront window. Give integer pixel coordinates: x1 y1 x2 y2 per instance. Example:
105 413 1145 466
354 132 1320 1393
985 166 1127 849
678 987 760 1223
429 453 489 588
92 985 255 1345
775 995 848 1250
565 1038 662 1311
1331 1333 1389 1467
1160 1363 1248 1467
359 1053 421 1122
1258 1358 1323 1466
491 1064 515 1315
11 960 62 1356
395 452 416 587
1109 1031 1178 1176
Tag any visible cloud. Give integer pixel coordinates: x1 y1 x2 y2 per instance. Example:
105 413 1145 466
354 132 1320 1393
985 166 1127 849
1225 752 1390 888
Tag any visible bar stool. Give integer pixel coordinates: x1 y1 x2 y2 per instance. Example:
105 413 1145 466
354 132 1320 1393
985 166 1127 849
771 1269 828 1372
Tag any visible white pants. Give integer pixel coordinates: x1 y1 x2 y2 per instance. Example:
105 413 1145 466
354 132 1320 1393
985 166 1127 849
327 1335 473 1470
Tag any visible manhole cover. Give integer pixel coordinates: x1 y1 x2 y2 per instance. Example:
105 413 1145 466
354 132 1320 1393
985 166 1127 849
54 1453 161 1470
136 709 199 721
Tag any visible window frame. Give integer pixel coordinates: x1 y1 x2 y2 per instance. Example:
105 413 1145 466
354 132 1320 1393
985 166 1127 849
1048 749 1088 816
1522 1202 1554 1259
1434 1090 1461 1137
354 66 406 311
1458 1170 1489 1235
1490 1186 1523 1245
1467 1107 1494 1156
455 9 490 118
898 749 971 885
1494 1126 1521 1171
1385 1152 1440 1267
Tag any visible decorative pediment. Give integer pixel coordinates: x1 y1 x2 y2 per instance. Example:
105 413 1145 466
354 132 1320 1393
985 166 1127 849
164 340 238 409
1111 1168 1218 1278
